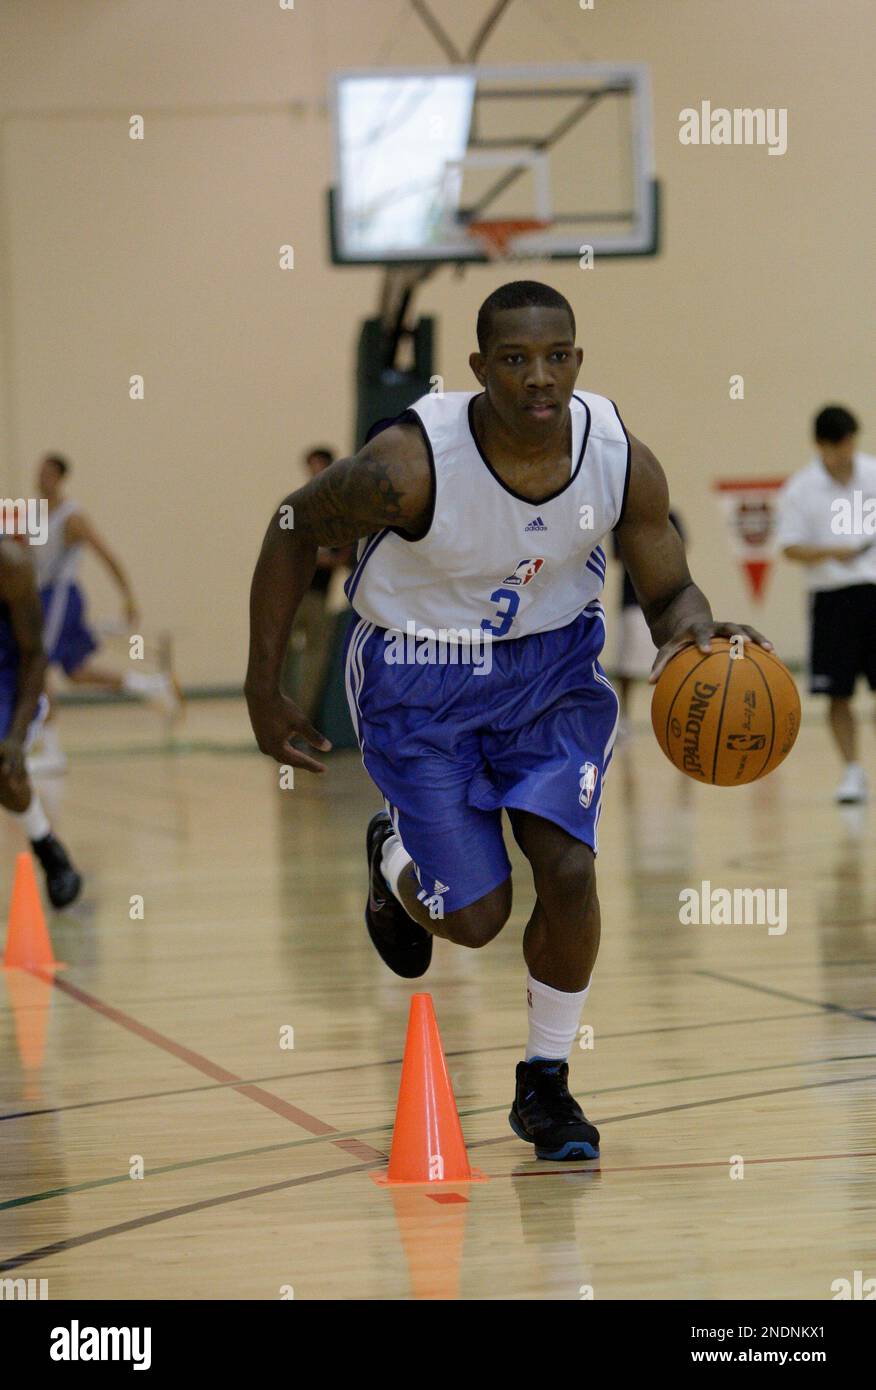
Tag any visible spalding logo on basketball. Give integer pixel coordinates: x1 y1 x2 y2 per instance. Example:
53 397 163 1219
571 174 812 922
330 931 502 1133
650 638 800 785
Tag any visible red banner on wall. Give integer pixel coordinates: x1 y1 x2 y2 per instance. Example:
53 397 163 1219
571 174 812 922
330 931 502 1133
713 478 786 600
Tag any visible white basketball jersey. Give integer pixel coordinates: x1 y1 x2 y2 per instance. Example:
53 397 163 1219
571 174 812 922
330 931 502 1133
35 498 82 589
347 390 630 639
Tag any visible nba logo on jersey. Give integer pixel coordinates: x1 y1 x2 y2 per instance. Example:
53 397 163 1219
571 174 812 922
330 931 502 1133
578 762 599 808
503 557 545 587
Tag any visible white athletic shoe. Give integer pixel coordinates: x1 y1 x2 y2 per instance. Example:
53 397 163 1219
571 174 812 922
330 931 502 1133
835 764 868 804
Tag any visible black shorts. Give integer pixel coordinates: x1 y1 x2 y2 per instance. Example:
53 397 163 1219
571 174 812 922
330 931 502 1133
809 583 876 698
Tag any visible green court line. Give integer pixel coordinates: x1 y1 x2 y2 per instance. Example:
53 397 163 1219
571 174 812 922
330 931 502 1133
0 1009 826 1126
54 740 363 758
5 1050 875 1213
0 1123 394 1212
55 687 242 707
64 740 261 759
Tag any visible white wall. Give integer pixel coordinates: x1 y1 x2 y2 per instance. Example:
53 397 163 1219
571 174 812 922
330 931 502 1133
1 0 873 683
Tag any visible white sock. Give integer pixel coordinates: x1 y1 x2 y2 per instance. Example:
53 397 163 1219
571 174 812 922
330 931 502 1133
123 670 166 697
525 973 591 1062
14 793 51 843
380 832 412 899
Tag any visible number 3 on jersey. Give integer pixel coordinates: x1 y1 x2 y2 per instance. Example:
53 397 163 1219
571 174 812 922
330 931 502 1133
481 587 520 638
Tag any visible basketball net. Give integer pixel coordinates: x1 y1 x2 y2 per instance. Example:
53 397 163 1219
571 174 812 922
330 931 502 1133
466 218 551 262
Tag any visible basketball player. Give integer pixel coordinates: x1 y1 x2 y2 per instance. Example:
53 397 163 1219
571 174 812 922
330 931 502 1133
246 281 770 1161
0 540 81 906
30 454 181 772
776 406 876 804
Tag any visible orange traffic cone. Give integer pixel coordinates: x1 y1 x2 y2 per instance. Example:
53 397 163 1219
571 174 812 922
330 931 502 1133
373 993 487 1186
3 852 60 971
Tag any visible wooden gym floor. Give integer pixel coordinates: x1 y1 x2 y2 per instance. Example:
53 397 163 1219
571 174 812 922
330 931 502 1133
1 694 875 1300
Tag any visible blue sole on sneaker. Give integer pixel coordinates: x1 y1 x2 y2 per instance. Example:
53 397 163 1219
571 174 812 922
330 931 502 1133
508 1108 599 1161
535 1138 600 1161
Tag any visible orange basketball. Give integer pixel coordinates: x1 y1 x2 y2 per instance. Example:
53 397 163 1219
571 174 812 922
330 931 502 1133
650 638 800 786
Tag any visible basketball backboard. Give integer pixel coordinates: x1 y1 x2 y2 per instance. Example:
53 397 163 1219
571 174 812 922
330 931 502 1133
329 63 658 265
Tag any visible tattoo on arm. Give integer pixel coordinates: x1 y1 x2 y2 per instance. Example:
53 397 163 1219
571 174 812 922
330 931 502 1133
286 428 429 548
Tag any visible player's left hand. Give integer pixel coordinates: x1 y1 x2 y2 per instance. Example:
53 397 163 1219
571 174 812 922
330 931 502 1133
649 621 773 684
0 736 26 781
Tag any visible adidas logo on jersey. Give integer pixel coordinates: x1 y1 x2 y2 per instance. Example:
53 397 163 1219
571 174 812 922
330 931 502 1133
524 515 548 532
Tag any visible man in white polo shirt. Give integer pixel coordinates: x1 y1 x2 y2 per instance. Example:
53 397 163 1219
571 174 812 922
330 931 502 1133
776 405 876 803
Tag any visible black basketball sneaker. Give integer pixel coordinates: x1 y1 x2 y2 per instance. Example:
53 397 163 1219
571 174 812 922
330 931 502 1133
509 1058 600 1160
32 832 82 909
365 811 432 979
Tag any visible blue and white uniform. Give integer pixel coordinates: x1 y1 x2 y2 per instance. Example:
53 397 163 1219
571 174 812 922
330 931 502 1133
344 389 631 914
35 500 97 675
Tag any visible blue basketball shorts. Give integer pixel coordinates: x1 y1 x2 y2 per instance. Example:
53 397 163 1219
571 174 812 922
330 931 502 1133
40 583 98 675
343 605 619 914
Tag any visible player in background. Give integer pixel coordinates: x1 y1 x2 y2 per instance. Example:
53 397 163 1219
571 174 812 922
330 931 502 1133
776 407 876 803
246 281 769 1161
0 540 81 906
29 454 181 774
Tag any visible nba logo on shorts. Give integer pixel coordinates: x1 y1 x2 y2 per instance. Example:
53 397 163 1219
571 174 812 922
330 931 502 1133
578 761 598 808
503 557 545 586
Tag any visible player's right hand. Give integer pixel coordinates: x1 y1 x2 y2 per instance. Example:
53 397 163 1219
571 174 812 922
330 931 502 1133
245 686 332 775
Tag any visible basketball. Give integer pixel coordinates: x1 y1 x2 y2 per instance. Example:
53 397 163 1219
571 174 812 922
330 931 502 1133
650 639 801 785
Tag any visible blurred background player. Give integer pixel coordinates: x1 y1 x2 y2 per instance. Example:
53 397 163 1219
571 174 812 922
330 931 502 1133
29 453 181 773
612 509 686 736
283 446 354 723
776 406 876 803
0 538 81 905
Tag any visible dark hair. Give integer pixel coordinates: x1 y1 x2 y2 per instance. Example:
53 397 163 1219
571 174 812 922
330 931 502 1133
476 280 576 353
304 446 335 467
814 406 858 443
43 453 70 477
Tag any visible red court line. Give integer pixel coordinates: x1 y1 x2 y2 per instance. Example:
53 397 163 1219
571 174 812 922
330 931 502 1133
335 1137 388 1162
30 968 386 1162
